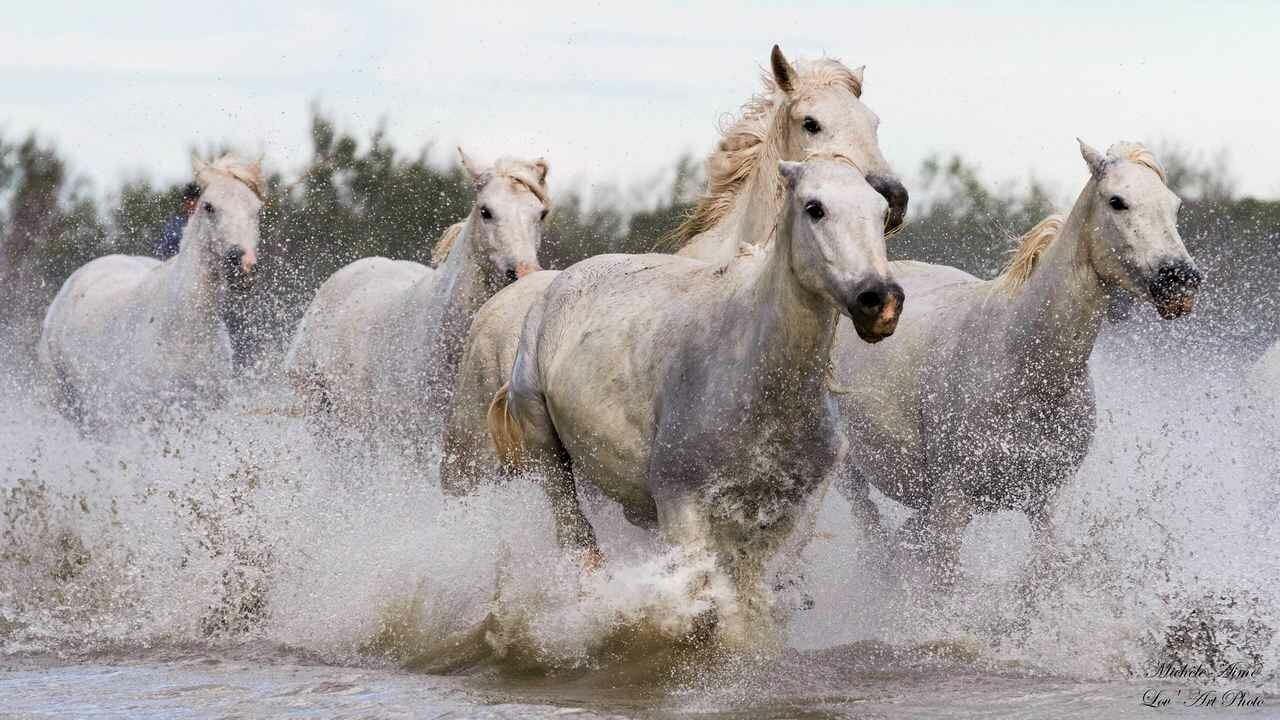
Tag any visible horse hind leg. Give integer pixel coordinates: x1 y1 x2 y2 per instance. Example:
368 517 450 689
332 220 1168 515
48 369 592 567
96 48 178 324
488 383 601 569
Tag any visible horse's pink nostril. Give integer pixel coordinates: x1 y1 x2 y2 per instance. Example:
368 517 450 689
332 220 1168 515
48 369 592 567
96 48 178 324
515 263 540 279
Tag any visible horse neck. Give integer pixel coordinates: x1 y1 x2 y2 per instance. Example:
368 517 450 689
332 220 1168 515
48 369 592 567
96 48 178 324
1003 189 1107 384
408 215 489 363
162 222 225 332
740 216 837 390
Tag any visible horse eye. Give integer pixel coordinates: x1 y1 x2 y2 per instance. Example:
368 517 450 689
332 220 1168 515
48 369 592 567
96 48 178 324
1108 196 1128 211
480 206 493 220
203 202 216 214
804 200 825 220
539 208 549 221
802 116 821 134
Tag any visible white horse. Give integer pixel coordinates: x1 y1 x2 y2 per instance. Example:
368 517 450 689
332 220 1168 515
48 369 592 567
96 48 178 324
39 155 264 425
284 150 548 442
832 141 1202 582
440 45 907 491
489 159 902 647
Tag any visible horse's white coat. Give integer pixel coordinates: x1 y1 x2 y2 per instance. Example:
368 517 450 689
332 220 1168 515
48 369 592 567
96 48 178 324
441 46 903 490
284 152 549 441
832 141 1202 580
496 161 900 647
39 155 264 423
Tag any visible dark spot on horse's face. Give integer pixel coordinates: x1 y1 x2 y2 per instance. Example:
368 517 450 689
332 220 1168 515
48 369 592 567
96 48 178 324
804 200 825 221
1109 195 1129 211
479 206 493 221
802 116 821 134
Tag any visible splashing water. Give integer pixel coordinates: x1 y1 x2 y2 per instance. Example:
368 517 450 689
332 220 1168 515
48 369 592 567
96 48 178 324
1 319 1278 717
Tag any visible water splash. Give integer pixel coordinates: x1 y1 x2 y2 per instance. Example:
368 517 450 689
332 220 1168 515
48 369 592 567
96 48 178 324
1 325 1278 697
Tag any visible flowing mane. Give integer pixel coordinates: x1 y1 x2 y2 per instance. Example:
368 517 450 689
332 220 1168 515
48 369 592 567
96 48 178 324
196 154 267 201
431 157 550 267
430 222 466 267
660 58 864 251
993 214 1065 293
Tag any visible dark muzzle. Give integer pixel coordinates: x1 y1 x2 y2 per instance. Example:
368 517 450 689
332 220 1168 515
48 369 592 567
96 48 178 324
866 174 909 235
1149 261 1202 319
847 279 905 343
223 248 255 291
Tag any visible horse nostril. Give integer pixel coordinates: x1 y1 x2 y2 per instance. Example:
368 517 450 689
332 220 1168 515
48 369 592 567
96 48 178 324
856 289 886 312
1155 263 1202 293
504 269 519 285
224 248 245 272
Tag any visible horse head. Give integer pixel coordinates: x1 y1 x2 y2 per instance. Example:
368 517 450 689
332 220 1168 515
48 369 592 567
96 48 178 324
779 158 904 342
1077 140 1201 319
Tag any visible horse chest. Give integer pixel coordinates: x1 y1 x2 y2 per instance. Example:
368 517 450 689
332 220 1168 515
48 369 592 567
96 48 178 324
667 402 839 534
931 376 1096 506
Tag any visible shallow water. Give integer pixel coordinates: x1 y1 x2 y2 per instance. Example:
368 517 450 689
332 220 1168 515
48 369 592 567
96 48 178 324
2 316 1278 718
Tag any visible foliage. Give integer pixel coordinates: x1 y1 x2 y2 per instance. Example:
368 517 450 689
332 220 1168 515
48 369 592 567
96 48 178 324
1 110 1276 365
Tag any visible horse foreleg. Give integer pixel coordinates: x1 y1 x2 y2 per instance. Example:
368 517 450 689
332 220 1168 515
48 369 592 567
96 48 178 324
842 471 891 567
899 490 973 588
1024 502 1065 591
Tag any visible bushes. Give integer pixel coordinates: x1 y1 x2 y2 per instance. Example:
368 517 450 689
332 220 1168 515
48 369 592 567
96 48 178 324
1 110 1276 364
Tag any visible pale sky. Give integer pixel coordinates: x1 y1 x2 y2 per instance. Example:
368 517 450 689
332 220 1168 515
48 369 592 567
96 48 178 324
4 1 1278 208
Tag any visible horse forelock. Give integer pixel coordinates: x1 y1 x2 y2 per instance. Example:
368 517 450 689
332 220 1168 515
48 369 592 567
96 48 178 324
198 154 267 202
1106 142 1168 185
993 214 1066 293
660 56 865 251
489 157 551 208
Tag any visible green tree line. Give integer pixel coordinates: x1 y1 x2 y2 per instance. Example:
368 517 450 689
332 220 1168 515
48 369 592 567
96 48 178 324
1 109 1276 366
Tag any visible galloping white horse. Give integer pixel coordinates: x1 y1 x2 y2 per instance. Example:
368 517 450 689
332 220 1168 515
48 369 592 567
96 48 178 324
284 150 549 441
440 45 907 490
489 160 903 647
39 155 263 425
832 141 1202 582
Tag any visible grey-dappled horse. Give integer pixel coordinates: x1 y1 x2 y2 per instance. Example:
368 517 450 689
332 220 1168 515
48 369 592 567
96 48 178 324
489 159 902 647
832 141 1202 584
441 44 908 491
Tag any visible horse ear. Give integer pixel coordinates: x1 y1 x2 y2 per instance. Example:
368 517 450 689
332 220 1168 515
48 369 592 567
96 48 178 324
778 160 803 188
850 65 865 97
532 157 549 185
457 146 481 182
1078 138 1106 178
770 45 796 94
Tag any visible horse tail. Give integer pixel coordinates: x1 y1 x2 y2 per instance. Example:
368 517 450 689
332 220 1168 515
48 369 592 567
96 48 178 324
487 382 527 470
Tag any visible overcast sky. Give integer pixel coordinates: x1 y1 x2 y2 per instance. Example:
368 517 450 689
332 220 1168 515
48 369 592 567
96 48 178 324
4 2 1278 207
